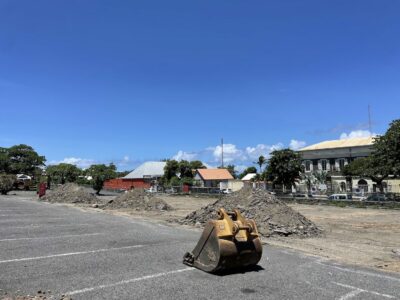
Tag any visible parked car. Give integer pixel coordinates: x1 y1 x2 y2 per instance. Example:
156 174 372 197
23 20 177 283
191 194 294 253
292 193 312 198
328 194 353 200
364 193 387 202
165 187 177 194
222 189 233 194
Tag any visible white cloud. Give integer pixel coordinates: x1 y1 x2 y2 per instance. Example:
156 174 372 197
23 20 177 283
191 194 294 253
172 150 198 161
289 139 306 150
117 155 130 167
48 157 95 169
245 143 284 160
171 142 288 168
340 130 376 139
210 144 246 163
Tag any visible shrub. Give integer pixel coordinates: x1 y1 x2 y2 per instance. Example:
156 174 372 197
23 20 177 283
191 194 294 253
0 174 16 195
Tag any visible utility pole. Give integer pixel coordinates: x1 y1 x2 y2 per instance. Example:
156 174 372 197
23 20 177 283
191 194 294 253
368 104 372 136
221 138 224 168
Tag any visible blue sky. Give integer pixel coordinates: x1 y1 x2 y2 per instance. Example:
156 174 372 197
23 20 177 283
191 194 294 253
1 0 399 171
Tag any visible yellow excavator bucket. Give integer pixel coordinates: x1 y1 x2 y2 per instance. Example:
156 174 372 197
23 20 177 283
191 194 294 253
183 208 263 273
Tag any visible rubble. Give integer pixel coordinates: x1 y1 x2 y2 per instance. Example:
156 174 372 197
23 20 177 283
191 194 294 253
179 188 322 238
41 183 98 204
104 189 173 211
0 291 71 300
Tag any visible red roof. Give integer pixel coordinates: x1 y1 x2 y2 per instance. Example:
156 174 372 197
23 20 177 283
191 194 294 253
196 169 234 180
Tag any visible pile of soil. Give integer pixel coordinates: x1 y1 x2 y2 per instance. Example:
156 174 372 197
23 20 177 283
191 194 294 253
42 183 98 204
105 189 173 211
179 188 322 238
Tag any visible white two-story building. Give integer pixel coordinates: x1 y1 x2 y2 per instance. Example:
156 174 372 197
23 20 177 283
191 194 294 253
298 136 385 193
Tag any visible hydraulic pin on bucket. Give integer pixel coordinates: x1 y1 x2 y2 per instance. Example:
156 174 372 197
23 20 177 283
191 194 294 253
183 208 262 273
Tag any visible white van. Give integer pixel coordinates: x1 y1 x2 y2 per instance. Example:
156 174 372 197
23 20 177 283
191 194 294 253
328 194 352 200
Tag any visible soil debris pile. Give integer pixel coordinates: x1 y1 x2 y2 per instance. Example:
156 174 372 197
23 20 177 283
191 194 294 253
180 188 321 238
105 189 173 211
42 183 98 204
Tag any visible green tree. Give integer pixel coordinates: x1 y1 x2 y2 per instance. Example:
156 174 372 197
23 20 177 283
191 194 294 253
189 160 206 170
343 157 388 192
0 147 10 173
254 155 267 173
163 159 206 186
372 119 400 177
7 144 46 175
87 163 117 194
301 173 316 194
169 176 181 187
343 119 400 191
239 166 258 179
116 170 131 178
224 164 237 179
181 177 194 186
265 149 302 191
313 171 328 185
178 160 193 178
46 163 81 184
163 160 179 182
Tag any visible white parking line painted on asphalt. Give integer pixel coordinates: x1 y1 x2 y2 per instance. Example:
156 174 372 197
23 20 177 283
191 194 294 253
338 289 363 300
0 233 102 242
10 223 92 229
0 217 66 222
0 245 144 264
333 282 395 299
66 268 194 296
316 261 400 283
0 214 58 217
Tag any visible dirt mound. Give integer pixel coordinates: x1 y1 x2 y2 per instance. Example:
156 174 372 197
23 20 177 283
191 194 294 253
105 189 173 211
179 188 322 238
42 183 98 204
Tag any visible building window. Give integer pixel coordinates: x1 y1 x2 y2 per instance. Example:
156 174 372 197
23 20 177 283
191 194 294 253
321 160 327 171
358 179 368 193
338 159 345 171
305 161 311 172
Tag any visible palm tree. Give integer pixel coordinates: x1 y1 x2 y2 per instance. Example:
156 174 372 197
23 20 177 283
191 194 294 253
254 155 267 174
301 173 316 194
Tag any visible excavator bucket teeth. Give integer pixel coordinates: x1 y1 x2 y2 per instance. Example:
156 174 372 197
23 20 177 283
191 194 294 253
183 208 262 273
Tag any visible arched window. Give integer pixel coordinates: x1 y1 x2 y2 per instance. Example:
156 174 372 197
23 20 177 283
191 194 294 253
358 179 368 192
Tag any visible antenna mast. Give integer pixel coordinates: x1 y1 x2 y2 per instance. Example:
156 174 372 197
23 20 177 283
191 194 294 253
221 138 224 168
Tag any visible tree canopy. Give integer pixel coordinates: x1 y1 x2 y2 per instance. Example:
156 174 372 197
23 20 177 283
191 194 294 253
0 144 46 175
163 159 206 186
254 155 267 173
265 149 302 189
225 164 237 179
239 166 257 179
372 119 400 177
343 119 400 191
46 163 81 184
87 163 117 194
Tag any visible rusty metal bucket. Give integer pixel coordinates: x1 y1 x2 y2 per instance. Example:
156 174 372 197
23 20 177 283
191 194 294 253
183 208 263 273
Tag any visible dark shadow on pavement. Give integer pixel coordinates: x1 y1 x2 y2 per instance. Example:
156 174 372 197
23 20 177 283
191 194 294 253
213 264 265 276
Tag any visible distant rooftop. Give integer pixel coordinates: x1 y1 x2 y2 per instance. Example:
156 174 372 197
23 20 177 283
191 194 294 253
196 168 234 181
241 173 257 181
299 137 375 151
124 161 166 179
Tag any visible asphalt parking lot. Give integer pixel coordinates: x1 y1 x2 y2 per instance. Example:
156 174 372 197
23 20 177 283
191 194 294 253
1 194 399 300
